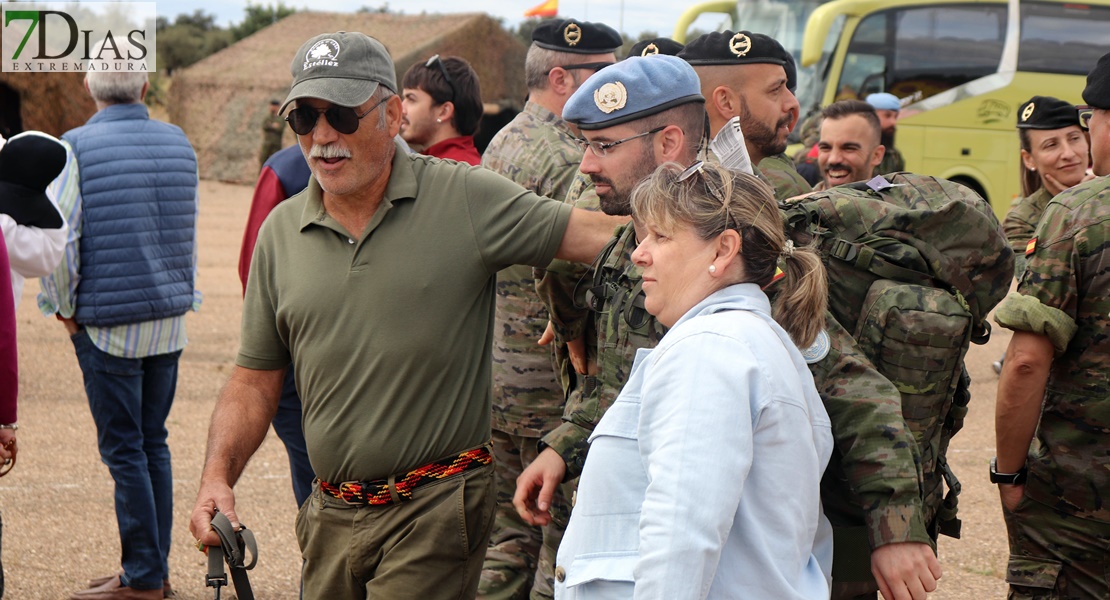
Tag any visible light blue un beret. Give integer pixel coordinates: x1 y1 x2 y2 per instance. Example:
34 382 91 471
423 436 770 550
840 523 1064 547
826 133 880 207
563 55 704 130
865 92 901 112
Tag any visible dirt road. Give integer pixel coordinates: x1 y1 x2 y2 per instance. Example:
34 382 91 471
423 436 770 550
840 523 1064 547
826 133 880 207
3 180 1011 598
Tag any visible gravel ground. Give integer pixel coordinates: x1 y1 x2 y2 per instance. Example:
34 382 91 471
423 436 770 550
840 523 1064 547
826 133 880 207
3 179 1011 599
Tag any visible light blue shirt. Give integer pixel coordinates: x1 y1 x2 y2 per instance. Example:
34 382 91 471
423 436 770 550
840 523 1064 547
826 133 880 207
556 283 834 600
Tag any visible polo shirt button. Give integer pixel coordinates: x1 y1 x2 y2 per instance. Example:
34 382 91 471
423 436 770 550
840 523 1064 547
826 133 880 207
555 566 566 582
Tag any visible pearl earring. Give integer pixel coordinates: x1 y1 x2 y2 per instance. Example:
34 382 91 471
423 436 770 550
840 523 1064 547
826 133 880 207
708 265 716 274
436 118 442 123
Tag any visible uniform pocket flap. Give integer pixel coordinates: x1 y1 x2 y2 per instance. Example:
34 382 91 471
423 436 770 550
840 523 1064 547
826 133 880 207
1005 555 1063 589
565 551 638 587
589 399 640 441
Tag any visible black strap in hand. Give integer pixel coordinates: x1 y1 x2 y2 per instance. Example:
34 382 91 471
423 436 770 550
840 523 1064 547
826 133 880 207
206 510 257 600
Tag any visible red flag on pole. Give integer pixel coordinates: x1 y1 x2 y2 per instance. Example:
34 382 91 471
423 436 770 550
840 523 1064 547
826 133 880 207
524 0 558 18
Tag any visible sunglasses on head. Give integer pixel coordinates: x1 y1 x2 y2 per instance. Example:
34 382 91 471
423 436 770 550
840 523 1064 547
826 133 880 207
426 54 457 102
285 96 390 136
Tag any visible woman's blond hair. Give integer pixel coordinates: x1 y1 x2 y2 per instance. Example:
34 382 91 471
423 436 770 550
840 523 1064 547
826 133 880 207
629 162 827 347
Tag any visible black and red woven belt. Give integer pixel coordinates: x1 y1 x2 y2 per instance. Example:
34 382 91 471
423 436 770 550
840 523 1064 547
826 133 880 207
319 444 492 506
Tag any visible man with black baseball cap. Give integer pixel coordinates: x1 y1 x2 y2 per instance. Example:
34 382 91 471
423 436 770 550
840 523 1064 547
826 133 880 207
479 15 621 600
680 30 812 199
994 51 1110 600
189 30 624 600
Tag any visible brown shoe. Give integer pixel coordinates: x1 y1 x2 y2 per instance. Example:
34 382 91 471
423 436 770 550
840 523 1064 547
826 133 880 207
86 573 173 598
70 575 162 600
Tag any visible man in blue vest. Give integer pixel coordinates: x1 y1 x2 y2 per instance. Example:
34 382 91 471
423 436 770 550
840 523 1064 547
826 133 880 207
39 60 200 600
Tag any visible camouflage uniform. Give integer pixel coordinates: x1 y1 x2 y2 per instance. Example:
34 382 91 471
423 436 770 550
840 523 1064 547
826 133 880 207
757 153 813 199
478 101 582 600
993 176 1110 599
877 144 905 176
260 113 284 165
1002 187 1052 278
537 190 930 597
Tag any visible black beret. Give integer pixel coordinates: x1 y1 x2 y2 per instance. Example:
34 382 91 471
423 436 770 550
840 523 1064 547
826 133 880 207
1016 96 1080 130
1082 51 1110 110
532 18 622 55
0 131 66 229
626 37 684 59
679 30 788 68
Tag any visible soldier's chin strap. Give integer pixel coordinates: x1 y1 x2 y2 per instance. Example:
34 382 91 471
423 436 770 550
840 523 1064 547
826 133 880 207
206 510 258 600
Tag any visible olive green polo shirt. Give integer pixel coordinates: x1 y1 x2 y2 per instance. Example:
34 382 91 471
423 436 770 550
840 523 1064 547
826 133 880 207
239 144 573 482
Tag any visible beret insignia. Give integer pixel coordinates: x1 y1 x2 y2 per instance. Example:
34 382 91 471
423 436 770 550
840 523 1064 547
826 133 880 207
594 81 628 113
729 33 752 57
564 23 582 46
1021 102 1035 122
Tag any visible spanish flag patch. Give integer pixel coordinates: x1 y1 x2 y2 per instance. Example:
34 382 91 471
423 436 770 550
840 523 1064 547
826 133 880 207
1026 237 1037 256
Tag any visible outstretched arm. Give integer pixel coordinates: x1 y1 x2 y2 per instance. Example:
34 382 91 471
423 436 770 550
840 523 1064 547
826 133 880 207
190 365 285 546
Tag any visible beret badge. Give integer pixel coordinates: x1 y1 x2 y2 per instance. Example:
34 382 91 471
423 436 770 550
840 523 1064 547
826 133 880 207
641 43 659 57
1021 102 1035 122
729 33 752 57
564 23 582 46
594 81 628 114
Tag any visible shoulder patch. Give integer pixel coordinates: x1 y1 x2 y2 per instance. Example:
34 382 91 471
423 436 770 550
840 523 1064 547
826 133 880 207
1025 237 1036 256
801 329 830 364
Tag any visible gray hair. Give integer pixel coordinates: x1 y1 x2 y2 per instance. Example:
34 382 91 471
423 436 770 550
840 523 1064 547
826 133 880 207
84 38 148 105
525 45 598 91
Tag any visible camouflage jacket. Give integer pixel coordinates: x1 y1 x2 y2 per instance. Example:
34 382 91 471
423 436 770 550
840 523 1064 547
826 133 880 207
540 216 930 555
482 101 583 436
994 176 1110 523
1003 187 1052 278
878 144 905 176
757 153 813 200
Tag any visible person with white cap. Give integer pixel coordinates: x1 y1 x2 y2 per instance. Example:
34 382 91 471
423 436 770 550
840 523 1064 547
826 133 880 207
189 30 623 600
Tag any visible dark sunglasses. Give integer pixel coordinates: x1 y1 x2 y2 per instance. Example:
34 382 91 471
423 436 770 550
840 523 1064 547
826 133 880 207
546 61 614 75
285 96 390 136
426 54 457 102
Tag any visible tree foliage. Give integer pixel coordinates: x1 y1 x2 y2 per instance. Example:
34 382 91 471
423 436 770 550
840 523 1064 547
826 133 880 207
231 3 298 41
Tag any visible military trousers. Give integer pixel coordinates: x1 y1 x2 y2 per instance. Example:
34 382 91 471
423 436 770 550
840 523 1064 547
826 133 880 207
1003 493 1110 599
295 463 494 600
478 429 573 600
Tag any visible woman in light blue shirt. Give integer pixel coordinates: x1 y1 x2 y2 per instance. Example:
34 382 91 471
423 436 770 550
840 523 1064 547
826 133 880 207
555 162 834 600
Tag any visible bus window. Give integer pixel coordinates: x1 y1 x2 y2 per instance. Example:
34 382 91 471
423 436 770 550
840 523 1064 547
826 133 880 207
838 4 1008 103
1019 2 1110 74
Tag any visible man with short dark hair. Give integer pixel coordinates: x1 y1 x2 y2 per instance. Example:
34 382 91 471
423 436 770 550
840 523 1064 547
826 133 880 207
189 31 622 600
41 58 200 600
478 16 620 600
993 51 1110 600
816 99 886 190
680 31 812 199
400 55 483 164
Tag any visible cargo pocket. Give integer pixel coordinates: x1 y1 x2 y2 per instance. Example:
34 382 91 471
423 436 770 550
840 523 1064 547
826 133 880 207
1006 556 1062 598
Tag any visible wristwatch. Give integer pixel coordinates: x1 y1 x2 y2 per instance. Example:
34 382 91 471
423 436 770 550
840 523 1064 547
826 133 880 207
990 457 1027 485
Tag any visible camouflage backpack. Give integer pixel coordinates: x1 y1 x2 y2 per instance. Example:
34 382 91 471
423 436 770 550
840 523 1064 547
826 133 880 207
780 173 1014 539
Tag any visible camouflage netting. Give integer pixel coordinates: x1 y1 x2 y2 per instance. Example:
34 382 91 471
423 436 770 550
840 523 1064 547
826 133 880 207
0 72 96 137
170 11 527 184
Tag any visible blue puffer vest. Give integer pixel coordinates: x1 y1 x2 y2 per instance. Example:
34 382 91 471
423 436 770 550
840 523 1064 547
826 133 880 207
63 103 198 327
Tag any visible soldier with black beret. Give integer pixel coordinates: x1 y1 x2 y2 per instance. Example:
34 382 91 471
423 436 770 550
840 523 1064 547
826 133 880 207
679 30 812 199
626 37 684 59
1004 95 1090 277
994 52 1110 600
478 15 622 600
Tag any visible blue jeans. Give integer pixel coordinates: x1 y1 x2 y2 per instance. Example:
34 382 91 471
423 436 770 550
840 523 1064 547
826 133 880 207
71 332 179 591
271 367 314 507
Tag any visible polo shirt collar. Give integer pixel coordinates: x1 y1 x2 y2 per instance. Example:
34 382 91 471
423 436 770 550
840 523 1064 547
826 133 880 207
298 140 418 232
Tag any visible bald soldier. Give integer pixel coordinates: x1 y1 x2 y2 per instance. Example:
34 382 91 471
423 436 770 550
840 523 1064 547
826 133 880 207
525 56 938 600
479 17 621 600
679 30 812 199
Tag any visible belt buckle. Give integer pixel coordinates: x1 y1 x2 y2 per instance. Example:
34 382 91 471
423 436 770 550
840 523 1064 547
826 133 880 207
338 481 366 506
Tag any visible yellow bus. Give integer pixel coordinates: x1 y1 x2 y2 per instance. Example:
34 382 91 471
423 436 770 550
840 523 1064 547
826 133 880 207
675 0 1110 214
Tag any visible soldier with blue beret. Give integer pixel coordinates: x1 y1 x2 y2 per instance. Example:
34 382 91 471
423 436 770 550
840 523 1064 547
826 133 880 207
994 51 1110 600
679 30 812 199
